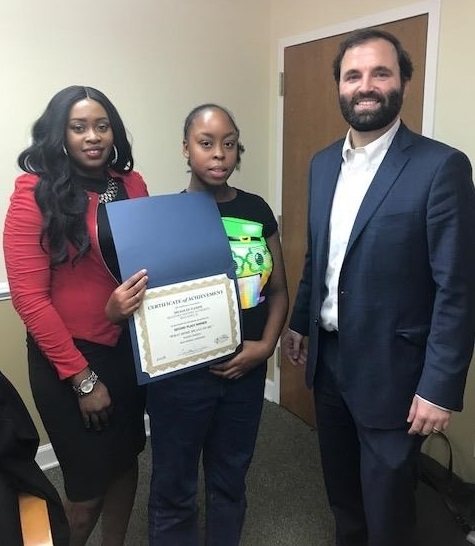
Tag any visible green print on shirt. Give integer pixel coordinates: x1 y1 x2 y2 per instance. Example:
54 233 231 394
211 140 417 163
222 216 273 309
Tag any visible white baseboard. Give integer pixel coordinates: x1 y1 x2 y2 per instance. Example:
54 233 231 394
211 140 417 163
264 378 276 403
36 379 277 471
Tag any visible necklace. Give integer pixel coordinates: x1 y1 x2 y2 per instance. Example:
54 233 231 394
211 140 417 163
98 176 119 204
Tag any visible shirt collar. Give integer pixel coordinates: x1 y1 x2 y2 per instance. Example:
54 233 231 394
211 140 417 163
342 118 401 163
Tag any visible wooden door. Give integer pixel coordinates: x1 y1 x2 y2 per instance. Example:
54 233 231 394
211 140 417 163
280 16 428 426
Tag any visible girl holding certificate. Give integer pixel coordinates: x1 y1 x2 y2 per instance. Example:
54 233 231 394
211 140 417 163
146 104 289 545
3 85 149 545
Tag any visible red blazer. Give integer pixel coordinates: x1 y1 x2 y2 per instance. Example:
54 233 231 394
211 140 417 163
3 171 148 379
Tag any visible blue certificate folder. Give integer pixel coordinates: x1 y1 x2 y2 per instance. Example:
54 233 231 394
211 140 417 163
106 192 243 384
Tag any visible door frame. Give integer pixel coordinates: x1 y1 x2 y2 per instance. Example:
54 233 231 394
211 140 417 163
271 0 441 404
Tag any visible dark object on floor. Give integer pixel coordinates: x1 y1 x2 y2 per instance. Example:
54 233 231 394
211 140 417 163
0 371 69 546
419 431 475 534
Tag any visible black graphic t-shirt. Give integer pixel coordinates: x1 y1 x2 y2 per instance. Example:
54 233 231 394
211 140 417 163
217 189 278 341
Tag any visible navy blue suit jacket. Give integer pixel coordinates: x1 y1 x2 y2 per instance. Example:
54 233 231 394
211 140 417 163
289 122 475 428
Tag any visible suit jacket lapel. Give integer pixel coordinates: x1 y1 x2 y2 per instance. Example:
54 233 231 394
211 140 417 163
345 123 413 257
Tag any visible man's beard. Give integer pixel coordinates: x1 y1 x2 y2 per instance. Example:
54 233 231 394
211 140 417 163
339 88 403 132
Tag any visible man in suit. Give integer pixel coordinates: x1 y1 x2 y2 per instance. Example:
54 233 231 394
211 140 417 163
283 28 475 546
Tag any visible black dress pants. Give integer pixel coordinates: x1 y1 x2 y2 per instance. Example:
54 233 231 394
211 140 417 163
313 329 422 546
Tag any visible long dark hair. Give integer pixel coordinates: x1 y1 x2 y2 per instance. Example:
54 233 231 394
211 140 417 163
183 103 245 169
18 85 134 267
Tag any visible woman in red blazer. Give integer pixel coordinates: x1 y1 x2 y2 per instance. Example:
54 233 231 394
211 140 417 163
3 85 149 545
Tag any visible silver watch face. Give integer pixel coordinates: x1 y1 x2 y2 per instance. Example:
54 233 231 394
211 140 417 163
80 378 94 394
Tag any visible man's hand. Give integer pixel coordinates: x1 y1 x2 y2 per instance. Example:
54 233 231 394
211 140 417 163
407 396 451 435
282 329 307 366
106 269 148 323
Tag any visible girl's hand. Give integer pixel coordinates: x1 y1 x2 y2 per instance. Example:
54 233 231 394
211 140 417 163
106 269 148 323
209 340 270 380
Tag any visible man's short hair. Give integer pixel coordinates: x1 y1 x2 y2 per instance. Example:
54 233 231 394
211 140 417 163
332 28 413 85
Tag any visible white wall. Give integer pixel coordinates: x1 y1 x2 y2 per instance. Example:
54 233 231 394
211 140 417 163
0 0 271 282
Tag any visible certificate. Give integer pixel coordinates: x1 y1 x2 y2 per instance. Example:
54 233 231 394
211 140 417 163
106 192 243 383
135 274 240 378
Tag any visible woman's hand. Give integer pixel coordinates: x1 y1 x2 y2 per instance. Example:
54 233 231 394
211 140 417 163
70 368 113 431
78 382 113 431
106 269 148 323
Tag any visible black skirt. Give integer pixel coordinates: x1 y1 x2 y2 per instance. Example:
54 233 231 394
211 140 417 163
27 330 146 502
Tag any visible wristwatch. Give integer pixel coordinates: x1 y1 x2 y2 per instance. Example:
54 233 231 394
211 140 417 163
72 371 98 397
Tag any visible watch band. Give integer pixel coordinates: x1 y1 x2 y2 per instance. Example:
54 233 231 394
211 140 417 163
72 371 98 397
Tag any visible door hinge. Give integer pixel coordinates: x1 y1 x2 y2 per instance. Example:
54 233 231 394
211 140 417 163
277 214 283 236
276 346 281 368
279 71 284 97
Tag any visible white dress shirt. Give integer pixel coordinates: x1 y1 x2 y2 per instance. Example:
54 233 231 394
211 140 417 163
320 119 400 331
